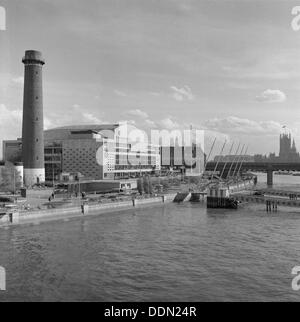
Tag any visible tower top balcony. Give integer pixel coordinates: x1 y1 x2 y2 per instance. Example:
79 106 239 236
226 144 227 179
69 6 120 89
22 50 45 65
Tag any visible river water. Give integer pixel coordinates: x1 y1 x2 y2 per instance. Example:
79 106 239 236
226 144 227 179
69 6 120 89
1 173 300 302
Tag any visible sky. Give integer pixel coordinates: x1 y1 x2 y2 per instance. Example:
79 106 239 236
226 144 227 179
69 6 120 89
1 0 300 157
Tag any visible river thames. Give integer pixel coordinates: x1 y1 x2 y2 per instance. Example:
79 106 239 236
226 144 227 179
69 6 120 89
1 173 300 302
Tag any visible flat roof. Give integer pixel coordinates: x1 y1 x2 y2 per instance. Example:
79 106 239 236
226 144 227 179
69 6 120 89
44 124 120 142
47 124 119 131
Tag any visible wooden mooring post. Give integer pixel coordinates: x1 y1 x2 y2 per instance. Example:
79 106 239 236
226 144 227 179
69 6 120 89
266 200 278 213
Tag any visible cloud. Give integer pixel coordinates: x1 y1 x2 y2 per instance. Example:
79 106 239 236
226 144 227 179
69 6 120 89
71 104 103 124
45 104 104 129
11 76 24 85
44 117 54 130
122 109 159 129
149 92 161 97
204 116 282 136
256 89 287 103
159 118 181 130
0 6 6 31
114 90 128 97
145 119 157 128
0 104 22 128
126 109 149 118
82 112 102 124
170 85 194 101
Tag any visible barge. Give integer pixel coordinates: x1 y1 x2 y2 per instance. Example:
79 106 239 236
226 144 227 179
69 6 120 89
207 187 238 209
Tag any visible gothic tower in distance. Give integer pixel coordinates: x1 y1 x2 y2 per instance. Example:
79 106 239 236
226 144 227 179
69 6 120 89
22 50 45 186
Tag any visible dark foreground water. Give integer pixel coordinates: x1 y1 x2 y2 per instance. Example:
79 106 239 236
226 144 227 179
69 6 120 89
1 174 300 302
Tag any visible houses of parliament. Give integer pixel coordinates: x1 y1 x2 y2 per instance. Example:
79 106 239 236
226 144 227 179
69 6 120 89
254 133 300 163
278 133 300 162
266 133 300 162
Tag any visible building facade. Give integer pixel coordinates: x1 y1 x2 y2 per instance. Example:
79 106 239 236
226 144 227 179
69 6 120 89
160 144 204 175
2 139 22 163
279 133 300 162
2 122 161 184
60 124 161 181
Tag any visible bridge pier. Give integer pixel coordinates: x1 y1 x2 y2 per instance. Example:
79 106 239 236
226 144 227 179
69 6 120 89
267 167 273 187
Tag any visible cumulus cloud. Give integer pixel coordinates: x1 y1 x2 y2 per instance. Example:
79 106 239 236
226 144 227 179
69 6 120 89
204 116 282 136
45 104 103 128
159 118 181 130
71 104 103 124
256 89 287 103
81 112 102 124
170 85 194 101
122 109 159 130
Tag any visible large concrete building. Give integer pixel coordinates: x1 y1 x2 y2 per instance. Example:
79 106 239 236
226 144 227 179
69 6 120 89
2 122 161 183
22 50 45 186
44 122 161 181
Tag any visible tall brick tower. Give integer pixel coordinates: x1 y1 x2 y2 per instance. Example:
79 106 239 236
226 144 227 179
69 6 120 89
22 50 45 186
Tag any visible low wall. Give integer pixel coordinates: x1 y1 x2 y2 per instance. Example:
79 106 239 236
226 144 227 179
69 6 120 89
0 193 177 227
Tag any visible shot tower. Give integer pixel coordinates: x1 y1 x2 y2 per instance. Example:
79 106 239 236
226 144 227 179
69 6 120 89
22 50 45 186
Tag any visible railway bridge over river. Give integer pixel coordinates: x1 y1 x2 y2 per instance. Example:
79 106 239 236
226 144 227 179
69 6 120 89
205 162 300 186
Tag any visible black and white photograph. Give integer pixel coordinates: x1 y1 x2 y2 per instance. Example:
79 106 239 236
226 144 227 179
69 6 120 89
1 0 300 307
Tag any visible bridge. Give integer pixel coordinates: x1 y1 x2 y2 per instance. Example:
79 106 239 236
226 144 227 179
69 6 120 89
205 162 300 186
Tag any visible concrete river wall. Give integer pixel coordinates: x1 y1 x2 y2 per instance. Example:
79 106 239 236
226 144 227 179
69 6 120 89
0 194 177 227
